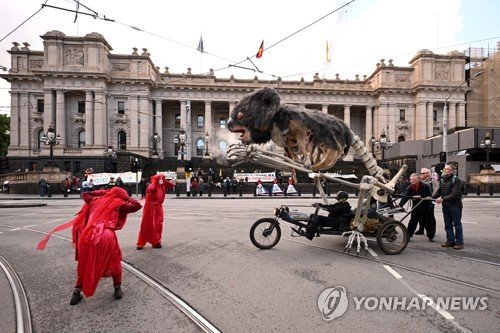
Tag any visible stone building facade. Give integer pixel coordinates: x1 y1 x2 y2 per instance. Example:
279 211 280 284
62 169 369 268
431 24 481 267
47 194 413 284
1 31 477 174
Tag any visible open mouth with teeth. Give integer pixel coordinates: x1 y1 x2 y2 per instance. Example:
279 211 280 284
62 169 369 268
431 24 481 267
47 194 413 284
229 125 251 143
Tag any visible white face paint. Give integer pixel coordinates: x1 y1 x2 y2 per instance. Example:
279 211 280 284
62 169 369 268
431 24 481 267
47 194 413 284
158 179 164 185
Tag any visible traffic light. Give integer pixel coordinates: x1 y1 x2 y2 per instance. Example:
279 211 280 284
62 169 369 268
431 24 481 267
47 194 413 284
185 160 193 172
439 151 447 163
0 157 9 171
129 159 141 173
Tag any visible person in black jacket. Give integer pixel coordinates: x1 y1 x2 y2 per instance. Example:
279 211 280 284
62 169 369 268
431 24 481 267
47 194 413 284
396 173 433 241
432 164 464 250
305 191 352 240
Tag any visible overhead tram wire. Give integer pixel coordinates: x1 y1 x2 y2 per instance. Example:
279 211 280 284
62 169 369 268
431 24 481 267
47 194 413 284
226 0 357 73
0 0 49 44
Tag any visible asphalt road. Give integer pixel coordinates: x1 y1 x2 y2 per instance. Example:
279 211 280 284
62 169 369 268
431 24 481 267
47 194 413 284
0 195 499 332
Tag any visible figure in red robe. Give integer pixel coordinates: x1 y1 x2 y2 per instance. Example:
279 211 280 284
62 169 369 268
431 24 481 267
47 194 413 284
136 174 175 250
37 187 141 305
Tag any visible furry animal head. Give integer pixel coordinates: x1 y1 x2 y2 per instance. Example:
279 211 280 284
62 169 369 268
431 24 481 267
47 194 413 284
227 87 280 144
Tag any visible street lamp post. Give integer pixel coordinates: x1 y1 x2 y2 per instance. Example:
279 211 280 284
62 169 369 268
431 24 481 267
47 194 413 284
177 128 187 166
104 146 117 172
41 123 61 166
150 132 162 158
442 71 484 164
202 132 211 164
479 132 496 169
370 136 378 158
379 131 391 167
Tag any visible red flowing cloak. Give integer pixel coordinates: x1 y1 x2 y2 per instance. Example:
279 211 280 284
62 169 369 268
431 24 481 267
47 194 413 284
137 175 175 247
77 187 141 297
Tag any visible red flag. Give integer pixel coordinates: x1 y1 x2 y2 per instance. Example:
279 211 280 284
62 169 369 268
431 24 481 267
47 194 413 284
256 40 264 59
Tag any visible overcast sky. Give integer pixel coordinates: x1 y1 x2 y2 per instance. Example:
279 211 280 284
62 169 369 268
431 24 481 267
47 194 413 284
1 0 499 115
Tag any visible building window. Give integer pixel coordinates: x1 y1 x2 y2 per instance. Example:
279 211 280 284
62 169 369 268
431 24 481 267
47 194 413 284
174 113 181 128
29 162 37 171
433 110 438 122
73 161 81 174
78 130 85 148
37 99 44 113
399 109 405 122
219 140 227 154
398 135 406 142
118 131 127 150
220 117 226 128
196 138 204 156
16 57 21 71
37 130 44 149
197 114 204 128
117 101 125 114
78 101 85 114
64 161 71 172
137 61 142 72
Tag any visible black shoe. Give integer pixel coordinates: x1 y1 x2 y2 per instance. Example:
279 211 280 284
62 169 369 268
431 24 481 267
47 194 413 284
414 231 424 235
305 232 315 240
429 238 435 242
70 289 83 306
113 285 123 300
153 243 162 249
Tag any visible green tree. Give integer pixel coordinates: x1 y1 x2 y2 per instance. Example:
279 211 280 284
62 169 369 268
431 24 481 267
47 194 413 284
0 114 10 156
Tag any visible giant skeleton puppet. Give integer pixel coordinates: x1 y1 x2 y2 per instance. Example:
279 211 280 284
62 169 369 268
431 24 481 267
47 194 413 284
227 88 407 254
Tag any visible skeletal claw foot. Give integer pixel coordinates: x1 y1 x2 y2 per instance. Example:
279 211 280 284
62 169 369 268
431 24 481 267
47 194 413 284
342 231 369 256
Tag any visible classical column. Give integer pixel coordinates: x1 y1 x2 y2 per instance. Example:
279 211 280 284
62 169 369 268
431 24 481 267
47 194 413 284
343 105 351 128
378 103 388 136
19 93 29 148
180 100 187 129
43 90 54 130
205 101 212 151
229 101 236 117
155 99 163 153
388 103 397 142
365 105 372 146
456 102 465 127
373 105 379 136
414 101 427 140
426 101 434 138
84 91 94 147
322 104 328 114
139 96 149 149
56 90 66 146
408 103 416 139
93 91 106 148
448 101 457 130
10 92 19 148
129 96 139 150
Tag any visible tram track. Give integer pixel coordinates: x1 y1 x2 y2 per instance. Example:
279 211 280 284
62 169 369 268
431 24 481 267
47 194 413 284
0 225 221 333
0 255 33 333
285 237 500 296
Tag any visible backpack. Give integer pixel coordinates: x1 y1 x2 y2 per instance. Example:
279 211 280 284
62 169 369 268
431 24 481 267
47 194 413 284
451 176 466 196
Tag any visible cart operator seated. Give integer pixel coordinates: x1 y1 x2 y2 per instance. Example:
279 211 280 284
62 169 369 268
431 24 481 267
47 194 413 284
305 191 352 240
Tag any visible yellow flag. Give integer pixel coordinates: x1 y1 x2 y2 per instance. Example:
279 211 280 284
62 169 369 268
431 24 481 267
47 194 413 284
326 41 332 63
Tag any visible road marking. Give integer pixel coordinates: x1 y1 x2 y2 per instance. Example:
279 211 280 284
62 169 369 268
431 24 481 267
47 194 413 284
42 218 65 225
9 228 20 232
24 224 36 228
0 232 3 234
384 265 472 332
367 248 378 257
462 221 477 224
383 264 402 279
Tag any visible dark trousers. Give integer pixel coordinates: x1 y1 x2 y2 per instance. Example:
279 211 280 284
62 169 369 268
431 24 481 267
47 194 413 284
307 215 340 237
442 205 463 245
408 211 434 239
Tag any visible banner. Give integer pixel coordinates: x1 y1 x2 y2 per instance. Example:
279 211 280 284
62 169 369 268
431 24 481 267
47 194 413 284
88 171 142 186
157 171 178 180
234 172 276 182
308 172 357 180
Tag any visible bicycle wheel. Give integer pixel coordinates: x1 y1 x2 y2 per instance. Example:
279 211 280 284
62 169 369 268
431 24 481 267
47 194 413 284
249 218 281 249
376 219 408 255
